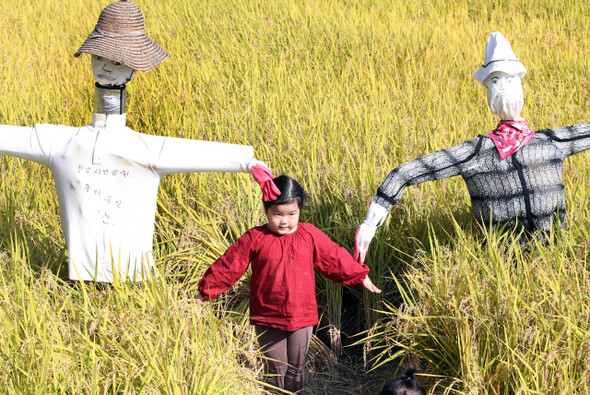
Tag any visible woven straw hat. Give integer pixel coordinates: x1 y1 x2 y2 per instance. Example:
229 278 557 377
473 32 526 85
74 0 170 72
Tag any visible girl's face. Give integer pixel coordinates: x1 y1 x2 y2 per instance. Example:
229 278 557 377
265 201 300 235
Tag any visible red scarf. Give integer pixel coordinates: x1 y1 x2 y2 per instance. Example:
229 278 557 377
487 120 534 159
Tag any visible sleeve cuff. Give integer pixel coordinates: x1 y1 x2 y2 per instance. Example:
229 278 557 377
364 202 389 227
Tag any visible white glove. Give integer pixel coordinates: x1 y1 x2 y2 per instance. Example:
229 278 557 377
354 202 389 263
354 222 377 263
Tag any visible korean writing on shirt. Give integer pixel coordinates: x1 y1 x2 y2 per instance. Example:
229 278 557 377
77 165 131 178
77 164 129 225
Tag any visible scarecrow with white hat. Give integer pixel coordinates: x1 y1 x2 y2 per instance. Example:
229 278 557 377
355 32 590 262
0 0 278 282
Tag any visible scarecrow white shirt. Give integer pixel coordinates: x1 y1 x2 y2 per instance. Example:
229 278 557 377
0 119 254 282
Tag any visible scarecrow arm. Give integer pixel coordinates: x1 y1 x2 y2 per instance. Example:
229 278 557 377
149 136 254 176
372 136 482 212
542 123 590 158
355 136 482 262
0 125 51 165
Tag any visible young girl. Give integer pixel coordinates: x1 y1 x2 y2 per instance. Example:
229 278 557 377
196 175 381 394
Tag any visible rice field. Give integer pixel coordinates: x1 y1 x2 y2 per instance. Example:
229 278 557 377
1 0 589 393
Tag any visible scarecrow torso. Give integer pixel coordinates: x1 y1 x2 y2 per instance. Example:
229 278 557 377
374 123 590 235
12 123 254 282
37 123 163 281
462 133 566 232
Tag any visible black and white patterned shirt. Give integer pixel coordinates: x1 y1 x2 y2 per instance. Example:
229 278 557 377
374 123 590 234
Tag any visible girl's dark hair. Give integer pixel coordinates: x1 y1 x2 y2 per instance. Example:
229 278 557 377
380 365 426 395
263 175 307 211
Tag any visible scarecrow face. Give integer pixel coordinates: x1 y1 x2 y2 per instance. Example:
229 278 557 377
485 71 524 120
92 55 136 86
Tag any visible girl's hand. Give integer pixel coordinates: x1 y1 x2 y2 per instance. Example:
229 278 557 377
195 293 206 304
362 276 382 294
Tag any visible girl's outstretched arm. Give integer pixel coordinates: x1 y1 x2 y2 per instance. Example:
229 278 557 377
198 229 257 301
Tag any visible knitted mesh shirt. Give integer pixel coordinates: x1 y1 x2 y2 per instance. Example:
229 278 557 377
374 123 590 234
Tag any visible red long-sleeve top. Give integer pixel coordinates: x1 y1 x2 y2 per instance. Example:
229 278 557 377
198 223 370 331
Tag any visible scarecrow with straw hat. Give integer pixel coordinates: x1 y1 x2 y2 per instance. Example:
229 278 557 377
355 32 590 262
0 0 279 282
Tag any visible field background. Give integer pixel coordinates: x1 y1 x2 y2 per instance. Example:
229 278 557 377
1 0 589 393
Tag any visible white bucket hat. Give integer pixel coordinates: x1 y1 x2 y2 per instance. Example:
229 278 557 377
74 0 170 73
473 32 526 85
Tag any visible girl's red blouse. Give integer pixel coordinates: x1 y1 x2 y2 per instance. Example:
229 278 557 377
198 223 370 331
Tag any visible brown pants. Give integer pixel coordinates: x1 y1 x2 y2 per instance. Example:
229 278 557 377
255 325 313 394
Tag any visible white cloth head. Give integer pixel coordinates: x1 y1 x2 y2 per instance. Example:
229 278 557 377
473 32 527 85
486 72 524 120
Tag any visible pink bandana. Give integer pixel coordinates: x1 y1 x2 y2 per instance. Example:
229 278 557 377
487 120 534 159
